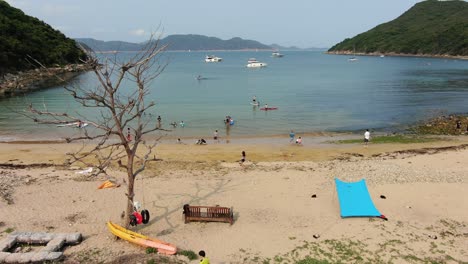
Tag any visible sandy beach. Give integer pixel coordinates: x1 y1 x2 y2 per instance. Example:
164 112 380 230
1 136 467 263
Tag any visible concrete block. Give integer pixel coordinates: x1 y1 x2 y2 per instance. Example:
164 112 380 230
0 236 16 252
42 238 65 252
0 252 11 262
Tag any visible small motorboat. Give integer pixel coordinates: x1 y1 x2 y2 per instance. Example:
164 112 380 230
271 51 284 58
246 58 267 68
205 55 222 62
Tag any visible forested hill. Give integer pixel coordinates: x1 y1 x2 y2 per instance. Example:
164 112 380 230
328 0 468 56
75 34 273 51
0 1 87 75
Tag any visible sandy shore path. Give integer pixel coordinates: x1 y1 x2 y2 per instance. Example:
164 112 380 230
0 138 467 263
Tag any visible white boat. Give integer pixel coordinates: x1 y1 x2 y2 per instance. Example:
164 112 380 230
271 51 284 58
246 58 267 68
348 45 358 62
205 55 222 62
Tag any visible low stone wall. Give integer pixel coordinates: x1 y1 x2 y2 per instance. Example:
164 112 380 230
0 232 82 263
0 64 90 98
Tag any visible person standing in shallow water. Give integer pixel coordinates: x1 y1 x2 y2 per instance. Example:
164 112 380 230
157 115 162 128
213 130 219 143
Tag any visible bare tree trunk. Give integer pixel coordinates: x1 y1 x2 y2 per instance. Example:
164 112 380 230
126 174 135 227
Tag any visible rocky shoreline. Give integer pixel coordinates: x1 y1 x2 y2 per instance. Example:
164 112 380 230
326 50 468 60
0 64 90 98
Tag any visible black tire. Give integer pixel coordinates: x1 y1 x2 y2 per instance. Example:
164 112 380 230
141 209 150 224
129 215 137 226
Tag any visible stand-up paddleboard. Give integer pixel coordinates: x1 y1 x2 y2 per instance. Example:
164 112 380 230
57 122 89 128
260 107 278 111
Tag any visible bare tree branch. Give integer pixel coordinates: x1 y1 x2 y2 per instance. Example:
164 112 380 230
25 31 168 227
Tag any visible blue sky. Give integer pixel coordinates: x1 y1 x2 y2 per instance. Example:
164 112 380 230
5 0 423 48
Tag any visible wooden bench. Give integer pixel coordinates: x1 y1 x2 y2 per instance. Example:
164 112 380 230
183 204 234 225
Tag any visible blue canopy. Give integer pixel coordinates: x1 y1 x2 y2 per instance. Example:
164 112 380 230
335 178 383 218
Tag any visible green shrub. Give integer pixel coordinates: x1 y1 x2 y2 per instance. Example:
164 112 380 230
178 250 197 260
146 247 157 254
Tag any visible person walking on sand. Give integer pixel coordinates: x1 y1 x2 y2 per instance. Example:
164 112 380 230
239 150 246 166
199 250 210 264
289 130 295 143
364 129 370 146
213 129 219 143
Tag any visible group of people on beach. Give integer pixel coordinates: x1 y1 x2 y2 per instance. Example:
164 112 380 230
289 130 303 145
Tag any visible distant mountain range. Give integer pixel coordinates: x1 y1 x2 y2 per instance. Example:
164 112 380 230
75 35 322 52
328 0 468 57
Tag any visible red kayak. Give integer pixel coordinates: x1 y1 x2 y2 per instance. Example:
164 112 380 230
260 107 278 111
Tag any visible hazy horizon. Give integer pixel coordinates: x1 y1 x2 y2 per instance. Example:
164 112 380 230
5 0 425 48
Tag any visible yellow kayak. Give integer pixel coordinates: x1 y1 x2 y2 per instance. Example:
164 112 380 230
107 221 177 255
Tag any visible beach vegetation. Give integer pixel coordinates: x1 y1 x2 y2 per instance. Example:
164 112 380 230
333 135 440 144
26 34 168 228
0 1 87 76
178 249 197 260
328 0 468 56
4 227 14 233
295 257 330 264
146 247 157 254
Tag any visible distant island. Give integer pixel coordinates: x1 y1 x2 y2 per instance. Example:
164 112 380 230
328 0 468 58
75 36 322 52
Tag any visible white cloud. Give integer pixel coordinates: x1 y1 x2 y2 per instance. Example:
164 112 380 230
129 29 147 37
41 4 80 16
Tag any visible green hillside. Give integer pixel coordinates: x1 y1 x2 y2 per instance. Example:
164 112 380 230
0 1 87 75
328 0 468 56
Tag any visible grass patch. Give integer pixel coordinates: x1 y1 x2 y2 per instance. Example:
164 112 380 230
296 257 331 264
334 135 441 144
146 247 157 254
178 250 197 260
4 227 14 233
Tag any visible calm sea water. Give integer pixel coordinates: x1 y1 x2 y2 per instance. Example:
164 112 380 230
0 51 467 141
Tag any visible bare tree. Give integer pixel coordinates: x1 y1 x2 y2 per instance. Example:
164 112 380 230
26 35 168 227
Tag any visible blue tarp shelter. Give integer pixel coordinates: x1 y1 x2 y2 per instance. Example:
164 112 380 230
335 178 386 219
